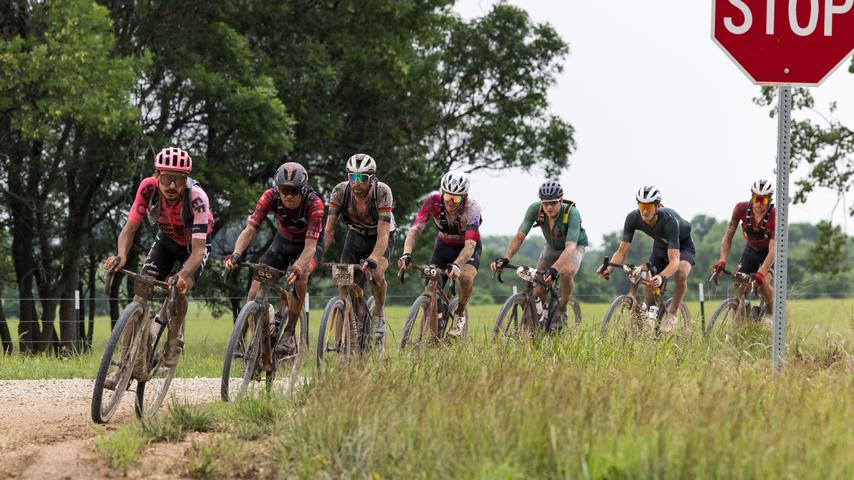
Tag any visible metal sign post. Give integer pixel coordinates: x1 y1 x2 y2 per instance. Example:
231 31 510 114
772 86 792 371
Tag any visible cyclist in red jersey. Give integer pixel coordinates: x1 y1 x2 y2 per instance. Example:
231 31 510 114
712 179 776 323
397 171 482 337
104 147 214 369
225 162 324 356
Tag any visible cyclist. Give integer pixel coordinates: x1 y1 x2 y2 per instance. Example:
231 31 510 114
597 185 694 333
490 180 588 327
323 154 395 347
711 179 775 326
397 171 482 337
103 147 214 372
224 162 324 356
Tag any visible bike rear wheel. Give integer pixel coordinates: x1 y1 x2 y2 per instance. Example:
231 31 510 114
135 308 179 418
493 293 530 340
221 301 265 401
568 296 582 328
91 301 145 423
600 295 636 339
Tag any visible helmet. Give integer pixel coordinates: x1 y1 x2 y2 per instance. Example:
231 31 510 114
274 162 308 189
346 154 376 174
538 180 563 200
154 147 192 173
636 185 662 203
751 179 774 196
440 171 470 195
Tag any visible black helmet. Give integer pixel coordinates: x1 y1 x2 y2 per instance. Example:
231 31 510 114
538 180 563 200
275 162 308 189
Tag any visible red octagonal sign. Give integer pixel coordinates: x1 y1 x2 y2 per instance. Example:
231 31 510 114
713 0 854 85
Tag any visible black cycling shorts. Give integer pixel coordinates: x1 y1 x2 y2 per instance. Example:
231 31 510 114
260 233 324 271
737 246 770 274
340 230 394 264
429 238 482 270
649 236 696 274
141 233 210 282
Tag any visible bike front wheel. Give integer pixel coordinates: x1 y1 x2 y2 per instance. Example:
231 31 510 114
135 309 179 418
705 298 740 336
663 297 692 336
91 301 145 423
401 295 433 349
600 295 636 339
221 301 265 401
316 297 350 373
493 293 530 340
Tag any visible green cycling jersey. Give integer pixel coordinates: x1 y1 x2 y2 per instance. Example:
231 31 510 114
518 200 588 250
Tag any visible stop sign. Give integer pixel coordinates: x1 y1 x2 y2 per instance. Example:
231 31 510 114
713 0 854 85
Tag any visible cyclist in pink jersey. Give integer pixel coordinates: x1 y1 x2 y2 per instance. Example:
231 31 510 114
104 147 214 369
397 171 482 337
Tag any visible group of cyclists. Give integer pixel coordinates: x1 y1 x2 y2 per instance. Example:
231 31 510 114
104 146 778 367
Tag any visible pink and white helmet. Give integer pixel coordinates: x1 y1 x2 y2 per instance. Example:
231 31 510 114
154 147 192 173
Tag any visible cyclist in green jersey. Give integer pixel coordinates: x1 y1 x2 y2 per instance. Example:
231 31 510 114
491 180 587 321
597 185 694 333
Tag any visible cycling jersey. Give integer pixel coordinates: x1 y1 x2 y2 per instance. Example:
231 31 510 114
247 188 324 243
622 207 692 249
127 177 214 247
518 200 588 250
729 201 775 251
328 179 395 235
411 192 482 246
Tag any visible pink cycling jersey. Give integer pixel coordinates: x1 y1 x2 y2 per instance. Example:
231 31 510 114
411 192 482 246
127 177 214 247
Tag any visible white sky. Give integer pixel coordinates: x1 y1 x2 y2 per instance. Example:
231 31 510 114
455 0 853 248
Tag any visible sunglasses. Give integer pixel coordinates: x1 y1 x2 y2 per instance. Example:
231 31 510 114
442 192 465 204
278 186 303 198
541 200 561 207
752 195 770 206
637 203 657 214
158 173 187 187
348 173 372 185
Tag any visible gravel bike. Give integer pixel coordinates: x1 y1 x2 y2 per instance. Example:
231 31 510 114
705 268 769 335
92 261 182 423
492 262 582 339
398 262 467 348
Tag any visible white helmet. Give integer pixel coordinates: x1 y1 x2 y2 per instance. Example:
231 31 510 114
440 171 470 195
635 185 662 203
751 179 774 196
346 153 376 174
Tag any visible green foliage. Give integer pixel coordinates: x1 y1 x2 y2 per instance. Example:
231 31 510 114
809 221 851 276
140 401 215 442
96 424 145 474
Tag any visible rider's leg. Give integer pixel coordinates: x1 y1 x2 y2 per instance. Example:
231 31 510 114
164 241 209 367
369 256 389 346
448 264 477 337
556 246 585 312
668 261 692 316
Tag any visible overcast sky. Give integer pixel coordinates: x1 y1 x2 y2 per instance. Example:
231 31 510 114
454 0 853 249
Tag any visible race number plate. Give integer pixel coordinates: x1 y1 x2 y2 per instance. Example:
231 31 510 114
331 264 355 286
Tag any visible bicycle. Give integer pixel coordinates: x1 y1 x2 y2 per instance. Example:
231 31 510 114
598 256 691 338
705 268 769 335
220 261 307 401
316 262 379 372
92 261 182 423
492 262 582 339
398 262 468 348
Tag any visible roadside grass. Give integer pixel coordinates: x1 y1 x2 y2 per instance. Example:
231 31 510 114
95 327 854 478
95 423 146 474
2 298 851 379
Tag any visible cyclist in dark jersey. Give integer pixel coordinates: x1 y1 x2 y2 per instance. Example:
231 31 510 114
104 147 214 370
491 180 588 324
712 179 775 324
324 154 395 346
597 185 694 333
397 171 482 337
225 162 324 356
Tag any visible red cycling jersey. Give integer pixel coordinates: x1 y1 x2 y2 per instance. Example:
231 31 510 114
127 177 214 247
247 188 324 243
411 192 482 247
729 201 775 251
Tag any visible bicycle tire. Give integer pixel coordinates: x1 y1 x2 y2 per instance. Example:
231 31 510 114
663 297 692 335
221 301 264 401
493 292 528 340
135 309 178 418
316 297 348 373
568 296 582 328
705 298 739 336
400 294 432 349
91 301 145 423
600 295 635 338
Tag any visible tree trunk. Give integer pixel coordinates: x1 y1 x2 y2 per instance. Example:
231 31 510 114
86 253 96 350
0 296 12 354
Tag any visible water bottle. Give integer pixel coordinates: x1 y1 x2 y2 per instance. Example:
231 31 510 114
647 305 659 321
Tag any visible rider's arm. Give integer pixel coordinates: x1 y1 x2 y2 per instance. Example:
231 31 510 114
758 238 774 276
503 231 527 260
719 225 736 262
403 196 434 254
116 220 141 261
295 237 318 275
369 220 391 260
555 206 582 267
231 224 257 256
177 236 207 281
323 215 338 252
660 248 681 279
610 241 631 265
453 239 476 267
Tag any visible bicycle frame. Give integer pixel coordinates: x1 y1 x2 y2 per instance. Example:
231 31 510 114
710 268 765 323
600 257 667 323
496 262 561 332
399 263 455 339
323 262 376 354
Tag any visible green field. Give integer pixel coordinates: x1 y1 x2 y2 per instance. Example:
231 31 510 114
1 297 852 379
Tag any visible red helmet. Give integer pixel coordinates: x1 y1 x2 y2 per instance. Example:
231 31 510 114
154 147 192 173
